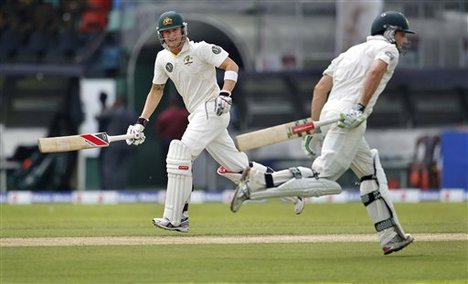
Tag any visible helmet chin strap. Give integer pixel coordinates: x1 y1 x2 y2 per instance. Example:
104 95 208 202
383 26 397 44
399 41 410 55
383 26 406 54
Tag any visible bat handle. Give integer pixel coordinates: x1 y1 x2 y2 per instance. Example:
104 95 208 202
108 133 136 142
314 117 341 128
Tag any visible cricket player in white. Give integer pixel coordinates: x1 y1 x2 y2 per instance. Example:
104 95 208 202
231 11 415 255
126 11 303 232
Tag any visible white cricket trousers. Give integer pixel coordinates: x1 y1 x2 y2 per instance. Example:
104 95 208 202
312 100 375 180
181 100 248 172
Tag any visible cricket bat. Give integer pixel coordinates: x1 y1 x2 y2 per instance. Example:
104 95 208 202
235 117 340 152
38 132 136 153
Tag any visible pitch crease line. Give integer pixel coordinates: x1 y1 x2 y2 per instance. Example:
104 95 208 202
1 233 466 247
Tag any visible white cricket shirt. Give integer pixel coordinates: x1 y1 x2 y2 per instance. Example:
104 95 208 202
324 35 399 115
152 38 229 113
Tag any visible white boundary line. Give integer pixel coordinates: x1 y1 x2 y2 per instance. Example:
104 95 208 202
1 233 466 247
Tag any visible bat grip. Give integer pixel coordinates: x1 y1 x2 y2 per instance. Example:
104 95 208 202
314 117 340 128
108 133 136 142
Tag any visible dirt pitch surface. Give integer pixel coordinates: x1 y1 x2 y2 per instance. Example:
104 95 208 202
1 233 466 247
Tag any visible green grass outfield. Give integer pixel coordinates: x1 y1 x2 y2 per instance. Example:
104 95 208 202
1 202 467 283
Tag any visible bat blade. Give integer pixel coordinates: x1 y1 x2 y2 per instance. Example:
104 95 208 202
235 117 339 152
38 132 110 153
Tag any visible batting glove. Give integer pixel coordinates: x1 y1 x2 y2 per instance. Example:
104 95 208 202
301 131 323 159
126 118 147 145
338 103 367 129
214 91 232 116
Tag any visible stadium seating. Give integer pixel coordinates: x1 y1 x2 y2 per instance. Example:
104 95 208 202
0 26 20 62
0 0 113 68
1 0 466 129
16 28 50 62
237 69 468 130
45 27 81 62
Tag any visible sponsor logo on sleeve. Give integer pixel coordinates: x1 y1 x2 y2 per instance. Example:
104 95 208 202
165 62 174 72
385 51 395 61
212 45 222 54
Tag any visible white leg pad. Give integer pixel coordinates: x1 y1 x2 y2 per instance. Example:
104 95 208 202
251 161 270 173
163 140 192 226
250 177 342 200
271 167 314 186
247 166 314 192
361 149 407 246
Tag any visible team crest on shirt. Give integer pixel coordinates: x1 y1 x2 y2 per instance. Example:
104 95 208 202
212 45 221 54
165 62 173 72
184 55 193 66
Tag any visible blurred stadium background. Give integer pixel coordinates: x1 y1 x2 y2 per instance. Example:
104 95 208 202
0 0 466 201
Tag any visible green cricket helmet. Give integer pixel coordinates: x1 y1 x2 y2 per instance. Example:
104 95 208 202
156 11 188 46
371 11 415 38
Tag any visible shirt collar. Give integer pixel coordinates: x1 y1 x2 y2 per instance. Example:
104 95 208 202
178 38 191 54
366 35 390 43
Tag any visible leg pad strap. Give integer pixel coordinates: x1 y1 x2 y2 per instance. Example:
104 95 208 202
361 189 396 231
289 167 303 179
360 174 377 182
361 190 382 206
265 173 274 188
375 218 397 232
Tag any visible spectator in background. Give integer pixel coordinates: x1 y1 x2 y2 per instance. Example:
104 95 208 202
96 94 135 189
335 0 383 54
97 91 109 132
95 91 109 189
79 0 111 33
154 95 189 184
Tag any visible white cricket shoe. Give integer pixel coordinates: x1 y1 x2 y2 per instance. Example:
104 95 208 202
152 217 189 233
230 175 251 213
293 197 304 215
230 167 253 213
231 167 305 214
383 234 414 255
281 197 305 215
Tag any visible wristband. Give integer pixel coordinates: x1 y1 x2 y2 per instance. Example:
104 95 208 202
219 90 231 97
224 70 238 82
355 103 366 112
136 117 149 127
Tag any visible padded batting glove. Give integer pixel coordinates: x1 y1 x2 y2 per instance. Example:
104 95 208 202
301 131 324 160
126 117 147 145
338 103 367 129
214 90 232 116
